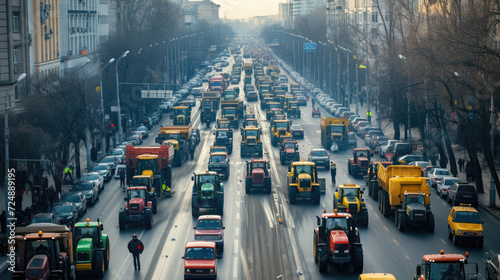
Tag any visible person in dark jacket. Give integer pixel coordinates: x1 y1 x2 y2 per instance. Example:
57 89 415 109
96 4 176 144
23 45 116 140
458 158 464 172
330 162 337 185
119 169 126 188
128 234 144 270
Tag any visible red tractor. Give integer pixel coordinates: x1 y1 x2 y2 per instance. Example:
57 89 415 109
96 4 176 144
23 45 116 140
313 210 363 274
245 159 272 194
348 148 371 179
119 186 154 230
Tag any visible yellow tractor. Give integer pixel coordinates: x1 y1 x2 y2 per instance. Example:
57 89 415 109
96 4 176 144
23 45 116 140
287 161 321 204
334 184 369 227
171 106 191 125
270 119 292 146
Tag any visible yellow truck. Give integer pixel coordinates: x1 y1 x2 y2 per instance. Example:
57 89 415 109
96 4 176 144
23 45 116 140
171 106 191 125
155 126 191 166
320 117 349 151
376 164 434 232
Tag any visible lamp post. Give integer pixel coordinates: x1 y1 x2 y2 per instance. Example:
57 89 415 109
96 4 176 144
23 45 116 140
4 73 26 226
399 54 411 147
116 50 129 145
99 58 115 156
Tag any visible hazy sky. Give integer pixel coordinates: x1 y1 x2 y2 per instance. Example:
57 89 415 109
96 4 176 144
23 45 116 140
212 0 286 19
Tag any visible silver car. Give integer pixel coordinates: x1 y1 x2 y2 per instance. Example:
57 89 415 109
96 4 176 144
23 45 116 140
427 168 452 188
308 149 331 170
81 172 104 192
91 163 112 182
436 177 460 198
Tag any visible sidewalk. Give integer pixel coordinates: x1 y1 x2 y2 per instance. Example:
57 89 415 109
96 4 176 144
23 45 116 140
349 100 500 220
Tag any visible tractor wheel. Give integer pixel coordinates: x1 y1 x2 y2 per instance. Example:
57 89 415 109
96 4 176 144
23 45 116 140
298 112 301 119
245 178 252 194
397 212 406 232
360 209 369 227
378 191 382 211
312 187 320 204
145 211 153 229
351 246 364 274
448 228 453 239
348 162 352 175
289 186 297 204
382 192 390 217
427 213 435 233
280 155 285 165
241 150 245 157
265 178 272 194
477 238 483 248
216 194 224 216
372 183 379 201
192 196 199 216
352 165 359 178
92 250 105 278
118 211 126 231
318 256 328 273
104 239 110 269
313 231 318 263
151 195 158 215
272 136 278 147
452 231 459 245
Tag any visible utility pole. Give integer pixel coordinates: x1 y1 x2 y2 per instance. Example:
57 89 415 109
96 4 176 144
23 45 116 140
355 54 359 116
337 49 340 102
490 90 496 206
116 50 129 145
346 51 350 108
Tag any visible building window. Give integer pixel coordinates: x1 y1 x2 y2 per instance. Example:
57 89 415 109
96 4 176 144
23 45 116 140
12 13 19 32
14 85 19 101
13 48 18 64
372 12 378 23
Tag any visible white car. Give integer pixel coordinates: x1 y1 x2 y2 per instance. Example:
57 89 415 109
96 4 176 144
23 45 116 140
427 168 452 188
81 172 104 192
114 164 127 179
436 177 460 198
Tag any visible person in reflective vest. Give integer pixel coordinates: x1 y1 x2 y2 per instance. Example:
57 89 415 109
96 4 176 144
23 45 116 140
162 181 171 196
63 166 73 182
367 111 372 124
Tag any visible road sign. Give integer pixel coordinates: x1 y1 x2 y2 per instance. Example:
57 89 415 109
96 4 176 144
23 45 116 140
141 90 173 99
303 43 317 52
111 106 118 112
211 45 217 51
385 153 393 161
96 86 100 93
105 114 109 120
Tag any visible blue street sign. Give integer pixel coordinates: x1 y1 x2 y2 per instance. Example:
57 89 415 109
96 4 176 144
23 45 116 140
303 43 317 52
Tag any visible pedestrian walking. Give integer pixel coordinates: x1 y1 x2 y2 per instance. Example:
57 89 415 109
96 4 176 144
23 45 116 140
465 161 472 182
63 165 73 183
128 234 144 270
458 158 464 172
330 162 337 185
119 169 126 189
48 187 56 210
190 142 195 160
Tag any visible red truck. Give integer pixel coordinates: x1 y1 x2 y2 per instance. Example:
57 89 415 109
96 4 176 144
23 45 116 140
125 145 174 198
209 76 226 93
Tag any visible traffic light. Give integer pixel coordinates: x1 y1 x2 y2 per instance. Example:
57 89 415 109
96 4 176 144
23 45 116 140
109 123 115 133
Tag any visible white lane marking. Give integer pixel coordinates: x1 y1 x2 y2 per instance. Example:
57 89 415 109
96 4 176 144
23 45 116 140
262 199 275 228
321 202 326 209
240 249 251 280
235 227 239 237
234 239 238 254
236 212 240 220
383 225 390 232
287 228 304 279
440 238 446 244
237 191 241 196
393 239 400 246
233 256 238 278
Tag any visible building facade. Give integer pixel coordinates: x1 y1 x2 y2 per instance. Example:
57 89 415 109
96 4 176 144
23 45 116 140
0 0 30 111
33 0 61 79
279 2 293 28
292 0 325 19
185 0 220 26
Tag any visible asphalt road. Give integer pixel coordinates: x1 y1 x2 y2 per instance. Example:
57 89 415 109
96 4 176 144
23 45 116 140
3 48 499 280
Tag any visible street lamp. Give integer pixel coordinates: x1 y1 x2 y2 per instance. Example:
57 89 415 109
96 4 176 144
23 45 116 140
116 50 129 145
99 57 115 156
4 73 26 228
399 54 411 148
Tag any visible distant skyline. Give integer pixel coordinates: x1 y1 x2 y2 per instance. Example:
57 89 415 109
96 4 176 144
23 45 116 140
212 0 286 19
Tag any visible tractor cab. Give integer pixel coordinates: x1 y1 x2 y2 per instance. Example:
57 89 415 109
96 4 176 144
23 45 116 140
210 146 228 154
353 148 370 162
415 250 477 280
171 106 191 125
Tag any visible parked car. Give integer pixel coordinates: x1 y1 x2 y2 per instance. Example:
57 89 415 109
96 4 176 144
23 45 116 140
354 121 369 134
100 156 118 174
59 192 87 217
348 132 357 148
81 172 104 192
380 140 400 159
134 125 149 138
51 202 78 225
437 177 460 198
72 181 99 205
398 154 425 165
485 254 500 280
393 143 412 160
307 149 330 170
423 165 439 177
427 168 452 188
31 213 60 225
111 148 125 157
371 135 388 150
364 131 384 147
125 133 143 145
91 163 112 182
290 124 304 139
447 182 479 208
408 161 432 171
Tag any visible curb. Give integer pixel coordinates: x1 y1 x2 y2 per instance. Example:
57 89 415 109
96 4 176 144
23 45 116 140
478 203 500 222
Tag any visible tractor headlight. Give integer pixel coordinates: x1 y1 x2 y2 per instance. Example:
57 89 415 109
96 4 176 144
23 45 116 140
457 230 462 234
478 231 483 235
334 250 339 253
186 269 190 273
344 250 349 254
210 269 214 273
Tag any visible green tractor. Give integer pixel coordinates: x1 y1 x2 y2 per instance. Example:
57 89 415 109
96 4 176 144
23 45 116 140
73 218 110 278
191 171 224 216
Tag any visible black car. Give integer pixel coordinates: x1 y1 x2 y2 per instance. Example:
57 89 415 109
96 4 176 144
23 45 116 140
72 181 99 205
100 156 118 174
51 203 78 225
447 183 479 208
31 213 60 225
60 192 87 217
